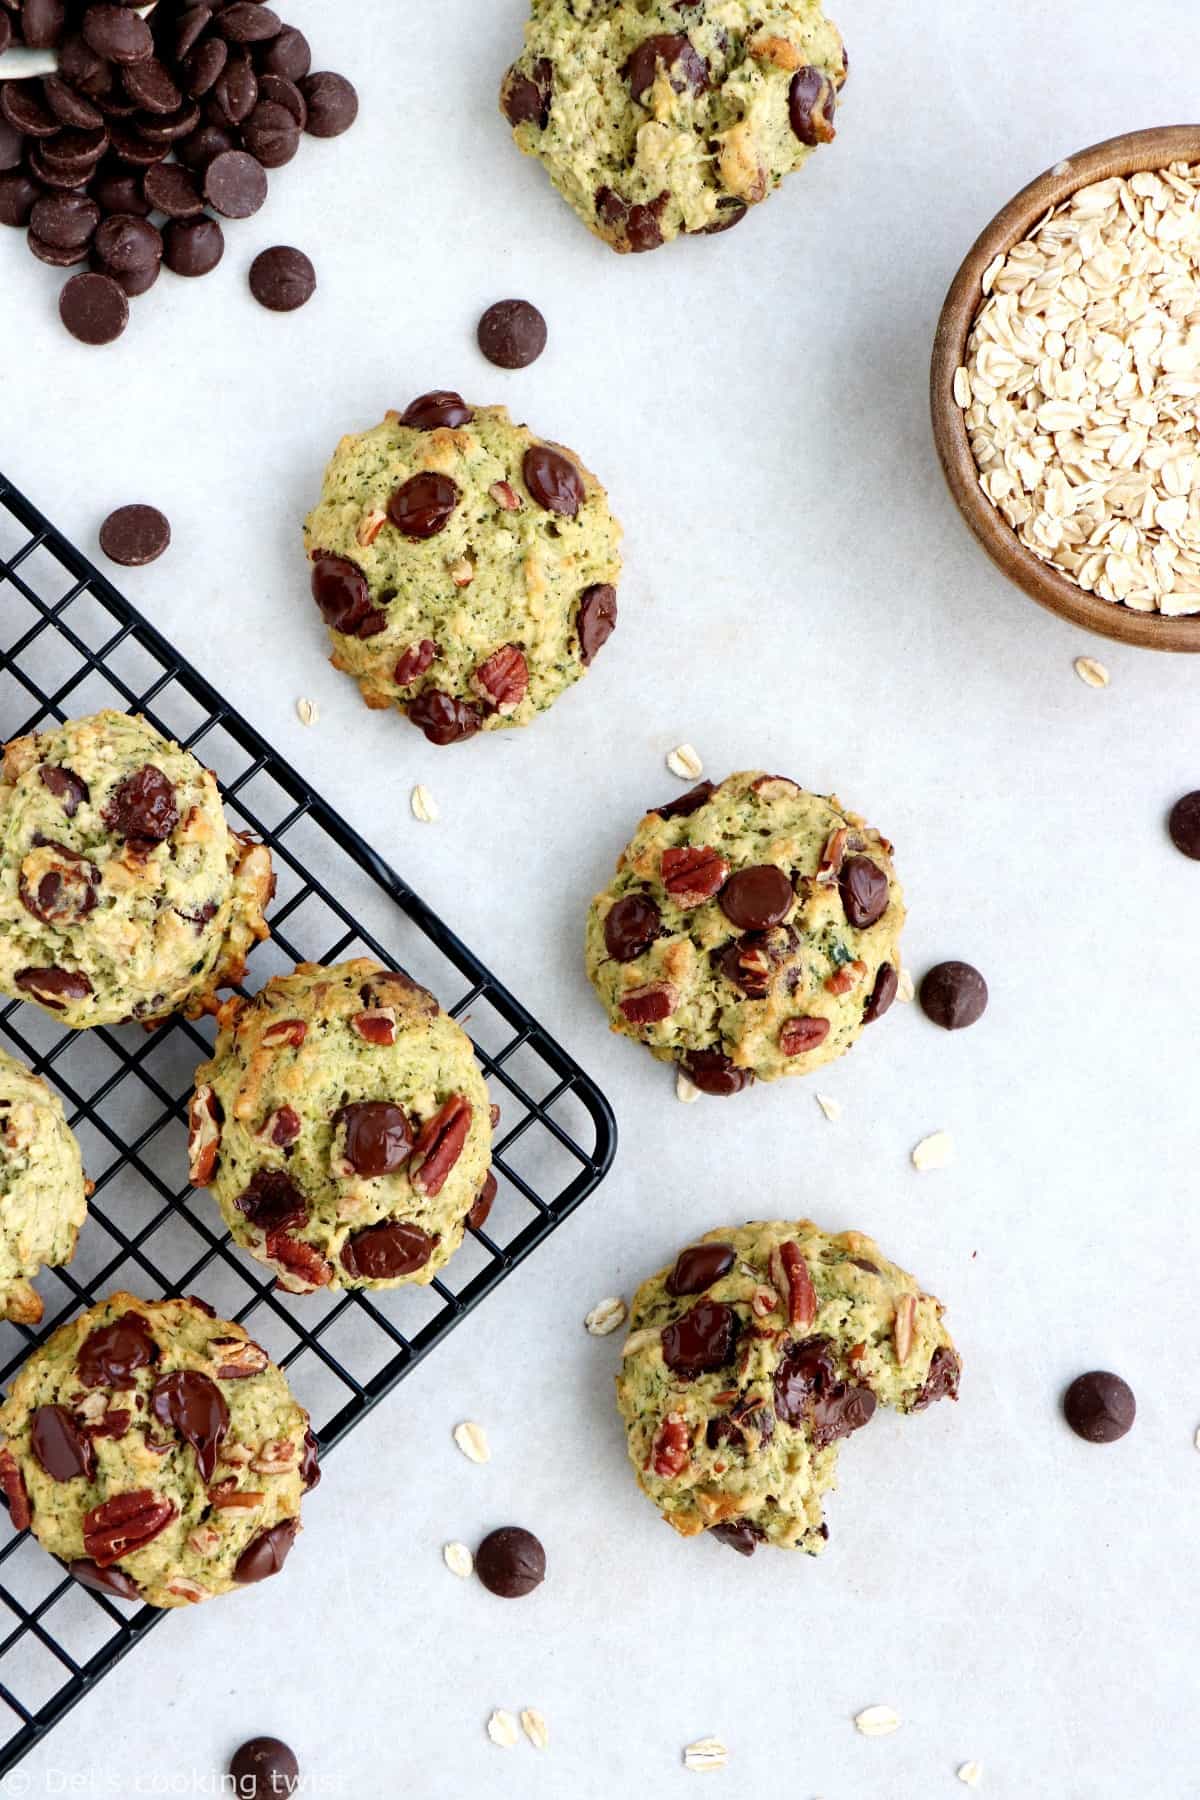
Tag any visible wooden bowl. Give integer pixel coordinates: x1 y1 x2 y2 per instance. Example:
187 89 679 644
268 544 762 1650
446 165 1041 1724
931 124 1200 652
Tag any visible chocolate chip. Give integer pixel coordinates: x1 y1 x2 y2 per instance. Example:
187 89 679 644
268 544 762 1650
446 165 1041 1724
18 842 98 924
912 1345 960 1410
467 1170 497 1231
203 147 266 217
522 444 584 517
1 83 59 137
91 166 148 216
29 230 89 269
96 502 170 567
0 172 41 229
919 961 987 1031
142 161 203 217
299 1428 321 1491
31 1405 95 1483
14 965 93 1010
242 99 300 168
475 1526 546 1599
406 690 481 745
709 1518 765 1557
388 472 459 539
0 11 11 55
719 864 793 932
299 70 357 137
577 583 617 663
58 270 128 344
43 76 103 130
233 1517 297 1584
334 1102 413 1178
103 764 177 840
774 1336 876 1447
228 1738 300 1799
603 892 662 962
258 73 306 126
82 2 154 64
259 26 310 81
863 962 898 1024
150 1370 229 1481
30 191 98 250
625 34 708 101
660 1299 737 1377
595 184 667 253
248 243 314 311
651 780 714 821
216 3 282 45
398 391 471 430
788 66 837 146
477 298 547 370
40 763 89 815
162 213 223 275
309 552 379 636
181 34 227 98
666 1243 735 1296
838 855 889 929
173 5 212 63
340 1220 434 1282
123 57 182 115
1063 1370 1135 1444
235 1169 307 1234
677 1048 753 1096
1168 791 1200 859
210 50 257 124
77 1310 157 1389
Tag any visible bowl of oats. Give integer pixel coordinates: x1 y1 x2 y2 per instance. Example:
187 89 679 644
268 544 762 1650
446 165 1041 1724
931 125 1200 650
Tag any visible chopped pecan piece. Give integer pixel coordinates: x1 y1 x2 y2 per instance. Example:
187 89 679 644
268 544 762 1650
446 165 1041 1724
261 1018 308 1050
410 1095 472 1198
473 644 528 715
187 1084 222 1186
489 480 522 511
824 959 866 996
661 845 730 907
769 1240 817 1331
83 1490 176 1567
266 1231 333 1292
212 1338 270 1380
780 1016 831 1056
618 982 677 1024
208 1485 266 1510
650 1413 690 1478
250 1438 296 1476
352 1008 396 1046
394 639 437 688
0 1447 30 1530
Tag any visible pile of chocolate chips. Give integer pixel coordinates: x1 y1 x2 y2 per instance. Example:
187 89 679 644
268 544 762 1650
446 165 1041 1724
0 0 357 341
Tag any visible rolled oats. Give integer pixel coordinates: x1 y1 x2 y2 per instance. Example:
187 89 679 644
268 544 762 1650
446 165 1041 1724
487 1710 519 1750
854 1705 901 1737
676 1069 701 1104
296 697 319 727
584 1296 628 1336
815 1093 842 1122
452 1420 490 1464
410 784 439 824
683 1737 729 1772
1073 655 1111 688
520 1708 550 1751
912 1130 954 1172
897 968 915 1004
443 1541 473 1579
958 1762 985 1787
667 743 704 780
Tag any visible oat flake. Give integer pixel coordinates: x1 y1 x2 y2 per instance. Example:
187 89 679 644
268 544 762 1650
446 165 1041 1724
296 697 319 726
1074 656 1110 688
676 1069 701 1104
958 1761 985 1787
442 1541 473 1579
815 1093 841 1122
683 1737 729 1772
912 1130 954 1172
854 1705 901 1737
452 1421 490 1464
521 1709 550 1751
667 743 704 780
897 968 915 1003
585 1296 627 1336
487 1710 519 1750
411 783 438 823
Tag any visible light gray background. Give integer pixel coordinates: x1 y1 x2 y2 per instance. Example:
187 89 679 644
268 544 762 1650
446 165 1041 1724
1 0 1198 1794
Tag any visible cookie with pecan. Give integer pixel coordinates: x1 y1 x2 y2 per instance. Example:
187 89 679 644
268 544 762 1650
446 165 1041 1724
0 1048 91 1325
0 1293 318 1609
191 959 494 1293
0 711 273 1029
616 1220 960 1555
585 771 903 1092
302 399 622 741
500 0 847 252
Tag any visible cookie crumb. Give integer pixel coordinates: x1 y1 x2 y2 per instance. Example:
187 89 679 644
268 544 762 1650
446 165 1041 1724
584 1297 627 1336
1074 656 1110 689
683 1737 729 1772
443 1541 473 1579
912 1130 954 1172
411 784 439 823
520 1708 550 1751
676 1070 701 1104
854 1705 901 1737
453 1421 490 1464
667 743 704 780
487 1710 519 1749
296 698 319 727
957 1762 984 1787
815 1093 841 1122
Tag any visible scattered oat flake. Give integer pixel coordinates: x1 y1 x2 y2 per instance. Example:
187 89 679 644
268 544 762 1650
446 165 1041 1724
854 1705 901 1737
676 1069 701 1104
296 697 319 726
452 1421 490 1464
585 1296 627 1336
521 1709 550 1751
896 967 915 1003
683 1737 729 1773
958 1762 985 1787
667 742 704 780
1194 1424 1200 1450
487 1710 519 1750
912 1130 954 1172
411 783 438 823
815 1093 841 1122
1073 656 1110 688
442 1541 473 1579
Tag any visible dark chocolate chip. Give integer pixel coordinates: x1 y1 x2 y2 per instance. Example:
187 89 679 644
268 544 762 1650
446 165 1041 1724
774 1335 876 1447
919 961 987 1031
69 1558 141 1601
1 81 60 136
162 212 223 274
228 1737 300 1799
1168 791 1200 860
31 1405 95 1483
97 503 170 567
210 50 257 124
340 1220 434 1282
257 72 306 126
40 763 89 815
310 552 374 633
652 780 714 821
233 1517 297 1583
477 298 547 370
838 855 889 929
14 965 93 1009
677 1048 753 1096
660 1299 737 1377
248 243 314 311
181 33 227 98
215 2 282 45
103 764 177 840
258 25 310 81
666 1243 735 1296
123 57 182 115
500 57 552 130
235 1169 307 1234
299 1428 320 1491
90 166 149 216
334 1102 413 1178
173 4 212 63
467 1170 497 1231
387 471 459 539
406 690 481 746
863 962 898 1024
912 1345 960 1410
82 2 154 65
58 269 128 344
719 864 793 932
399 390 473 430
298 70 357 137
788 65 837 146
577 583 617 663
0 171 41 229
625 33 708 101
142 160 203 217
203 146 266 217
709 1518 765 1557
77 1310 157 1389
241 98 299 167
1063 1371 1135 1444
30 190 99 250
150 1370 228 1481
603 892 662 963
595 184 667 253
43 76 104 131
475 1526 546 1599
522 444 584 517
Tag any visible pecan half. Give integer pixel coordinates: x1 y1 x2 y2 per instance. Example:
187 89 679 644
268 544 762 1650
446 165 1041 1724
816 827 848 884
618 982 677 1024
473 644 528 715
0 1447 30 1530
352 1008 396 1046
212 1338 269 1380
780 1015 831 1057
410 1095 472 1198
187 1084 222 1186
394 638 437 688
266 1231 333 1292
650 1413 690 1478
261 1017 307 1050
769 1240 817 1331
83 1490 176 1567
661 845 730 907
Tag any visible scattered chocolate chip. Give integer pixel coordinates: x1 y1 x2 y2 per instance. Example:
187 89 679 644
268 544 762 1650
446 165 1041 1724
260 26 310 81
912 1345 960 1410
719 864 793 932
660 1299 737 1377
58 269 128 344
14 964 93 1010
299 1428 321 1491
29 230 90 268
838 855 889 929
258 72 306 126
667 1243 735 1296
788 65 837 146
242 99 299 168
82 2 154 65
522 444 584 516
399 390 473 430
577 583 617 663
1063 1370 1135 1444
228 1737 300 1799
248 243 314 311
477 298 547 369
651 780 714 821
475 1526 546 1598
774 1336 875 1447
162 213 223 275
919 961 988 1031
388 471 459 539
603 892 663 962
235 1169 307 1234
30 191 98 251
310 551 373 633
1168 791 1200 860
98 503 170 567
216 3 282 45
677 1048 753 1096
299 70 357 137
203 147 266 217
103 764 178 840
150 1370 228 1481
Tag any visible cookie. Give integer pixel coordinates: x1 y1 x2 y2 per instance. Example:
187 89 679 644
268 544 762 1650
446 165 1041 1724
0 1049 90 1325
0 712 273 1029
0 1293 318 1609
302 398 622 743
190 960 493 1293
500 0 847 253
616 1220 960 1554
585 772 903 1092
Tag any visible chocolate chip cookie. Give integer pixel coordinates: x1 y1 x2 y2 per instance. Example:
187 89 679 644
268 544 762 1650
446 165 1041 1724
616 1220 960 1554
500 0 847 252
0 1048 90 1325
302 398 622 743
191 960 493 1293
585 772 903 1093
0 712 273 1028
0 1293 318 1609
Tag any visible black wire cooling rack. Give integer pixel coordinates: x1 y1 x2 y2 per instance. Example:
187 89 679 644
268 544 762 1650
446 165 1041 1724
0 471 618 1776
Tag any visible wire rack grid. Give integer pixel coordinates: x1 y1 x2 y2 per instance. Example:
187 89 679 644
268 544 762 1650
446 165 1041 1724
0 471 617 1775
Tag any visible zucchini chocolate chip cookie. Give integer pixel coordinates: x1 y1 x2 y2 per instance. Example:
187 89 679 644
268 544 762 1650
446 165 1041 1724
585 771 903 1094
191 959 494 1294
0 712 273 1029
616 1220 960 1554
303 397 622 743
500 0 847 252
0 1293 319 1609
0 1049 91 1326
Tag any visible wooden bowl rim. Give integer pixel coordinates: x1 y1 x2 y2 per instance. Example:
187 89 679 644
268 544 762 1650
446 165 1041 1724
931 124 1200 653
